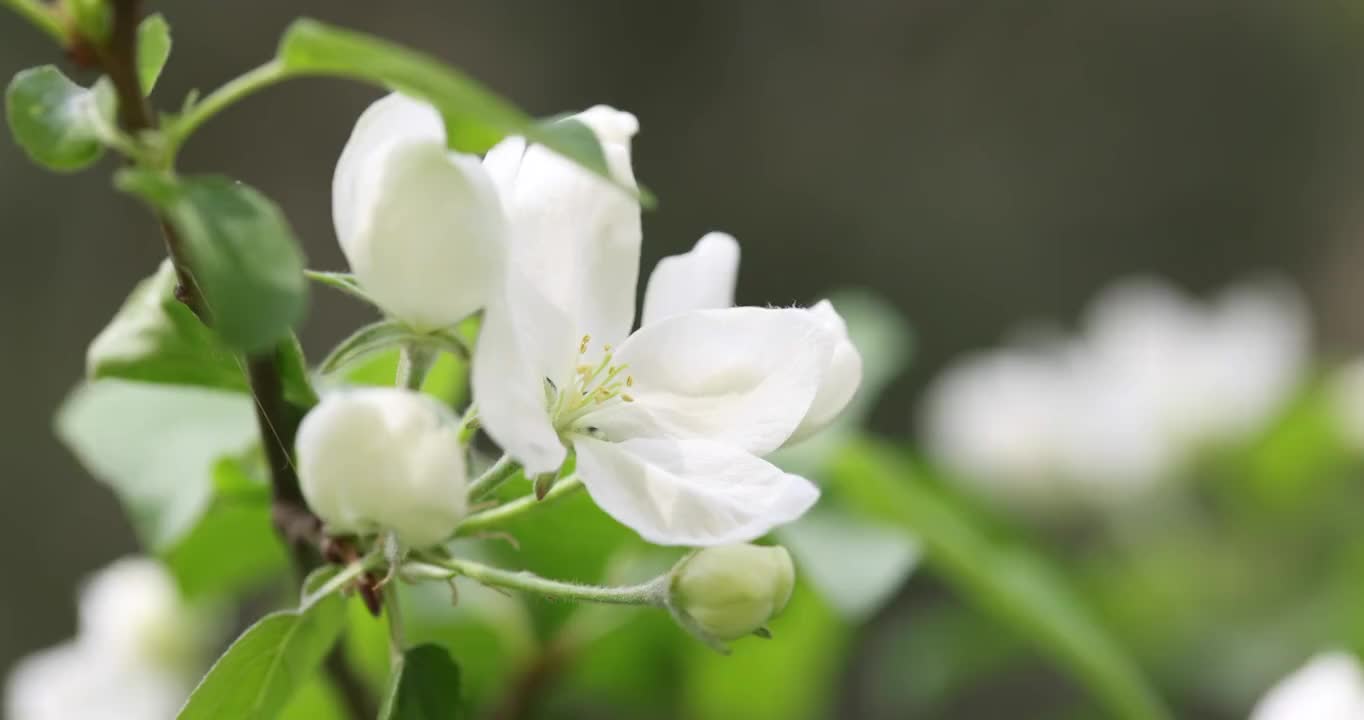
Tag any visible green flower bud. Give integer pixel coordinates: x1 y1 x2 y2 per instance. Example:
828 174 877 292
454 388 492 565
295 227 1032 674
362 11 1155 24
63 0 111 43
669 544 796 645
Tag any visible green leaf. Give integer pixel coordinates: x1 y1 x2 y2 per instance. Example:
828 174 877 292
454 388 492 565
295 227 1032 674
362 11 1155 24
57 380 257 550
355 567 533 711
275 18 653 207
178 595 346 720
276 335 320 407
88 260 245 389
116 171 308 353
137 13 172 94
161 456 288 599
378 644 462 720
57 381 290 599
831 440 1171 720
682 582 847 720
5 65 115 171
88 260 316 407
278 675 345 720
305 270 374 306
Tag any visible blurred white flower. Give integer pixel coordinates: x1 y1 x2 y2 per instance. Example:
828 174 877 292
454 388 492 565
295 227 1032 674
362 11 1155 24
1251 652 1364 720
78 556 206 669
473 112 853 546
332 93 506 331
5 643 187 720
296 387 467 548
4 558 207 720
1083 277 1308 453
921 277 1309 513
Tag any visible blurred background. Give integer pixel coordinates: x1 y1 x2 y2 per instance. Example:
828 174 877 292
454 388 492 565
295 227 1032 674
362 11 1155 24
5 1 1364 718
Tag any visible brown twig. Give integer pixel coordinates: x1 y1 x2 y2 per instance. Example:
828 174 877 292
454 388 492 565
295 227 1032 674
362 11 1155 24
87 4 373 717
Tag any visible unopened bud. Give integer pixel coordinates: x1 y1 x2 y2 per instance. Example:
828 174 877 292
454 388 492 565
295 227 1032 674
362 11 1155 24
63 0 111 43
297 388 467 548
668 544 796 645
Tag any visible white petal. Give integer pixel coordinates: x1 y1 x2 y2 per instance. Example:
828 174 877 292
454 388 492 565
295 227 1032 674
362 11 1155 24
785 299 864 444
482 135 527 196
470 277 572 475
579 307 832 455
1252 652 1364 720
641 232 740 326
572 436 818 546
333 93 442 246
333 93 505 330
489 105 642 348
296 388 467 547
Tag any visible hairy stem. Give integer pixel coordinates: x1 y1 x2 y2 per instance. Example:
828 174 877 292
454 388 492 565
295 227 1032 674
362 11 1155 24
396 343 436 391
408 557 669 607
465 454 520 500
456 476 584 536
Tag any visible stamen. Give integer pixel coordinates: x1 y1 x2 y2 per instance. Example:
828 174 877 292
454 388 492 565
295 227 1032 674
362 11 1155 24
552 334 637 429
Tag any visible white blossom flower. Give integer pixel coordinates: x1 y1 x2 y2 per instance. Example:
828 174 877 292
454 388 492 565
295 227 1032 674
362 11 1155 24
921 277 1308 513
332 92 506 330
297 388 467 547
1251 652 1364 720
4 558 205 720
639 232 863 444
472 107 852 546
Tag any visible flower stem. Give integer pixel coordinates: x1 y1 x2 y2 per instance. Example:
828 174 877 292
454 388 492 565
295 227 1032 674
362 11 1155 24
168 59 296 152
457 476 584 535
301 557 375 610
396 343 436 391
456 403 480 443
466 454 521 499
384 583 405 665
408 557 668 607
2 0 65 44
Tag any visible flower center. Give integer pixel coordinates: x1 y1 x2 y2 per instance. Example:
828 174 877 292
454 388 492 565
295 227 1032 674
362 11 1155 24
549 335 635 432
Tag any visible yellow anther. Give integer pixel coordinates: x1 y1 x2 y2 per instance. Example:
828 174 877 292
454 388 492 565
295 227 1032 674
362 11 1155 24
603 344 613 353
579 334 591 354
626 376 634 387
622 393 635 403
